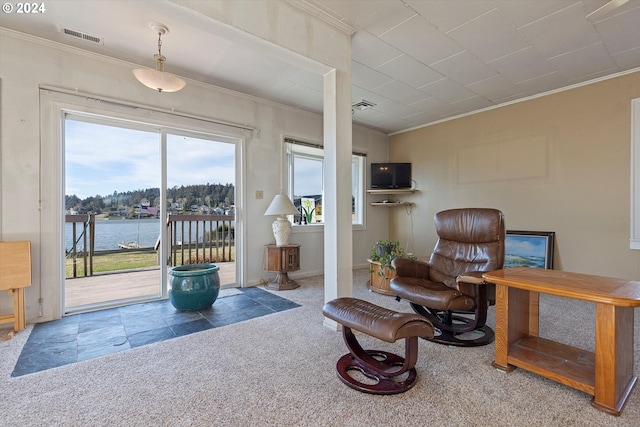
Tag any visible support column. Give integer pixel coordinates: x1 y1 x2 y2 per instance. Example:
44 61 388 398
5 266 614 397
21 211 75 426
323 68 353 330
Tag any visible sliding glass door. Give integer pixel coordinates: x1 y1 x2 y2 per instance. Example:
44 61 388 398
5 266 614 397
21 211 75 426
166 133 237 286
63 114 238 313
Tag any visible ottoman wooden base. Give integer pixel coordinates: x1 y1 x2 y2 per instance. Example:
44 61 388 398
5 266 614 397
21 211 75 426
323 298 434 395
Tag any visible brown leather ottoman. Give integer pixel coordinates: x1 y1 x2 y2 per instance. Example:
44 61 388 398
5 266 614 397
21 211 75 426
322 297 434 394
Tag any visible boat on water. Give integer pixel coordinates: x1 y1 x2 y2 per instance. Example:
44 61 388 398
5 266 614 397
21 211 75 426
118 242 142 250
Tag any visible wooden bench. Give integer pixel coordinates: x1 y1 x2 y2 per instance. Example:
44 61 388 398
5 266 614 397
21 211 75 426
0 241 32 334
322 297 434 394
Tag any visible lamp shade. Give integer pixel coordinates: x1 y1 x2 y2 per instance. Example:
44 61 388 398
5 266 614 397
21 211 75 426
132 67 186 93
264 194 299 246
264 194 298 217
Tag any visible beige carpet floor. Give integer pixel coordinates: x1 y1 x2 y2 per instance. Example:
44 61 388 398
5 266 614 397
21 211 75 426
1 269 638 426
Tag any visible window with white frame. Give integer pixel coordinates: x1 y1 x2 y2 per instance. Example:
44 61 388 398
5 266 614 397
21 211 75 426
285 138 365 226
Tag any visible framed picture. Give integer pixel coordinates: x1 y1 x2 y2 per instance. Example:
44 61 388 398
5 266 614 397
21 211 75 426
505 230 555 269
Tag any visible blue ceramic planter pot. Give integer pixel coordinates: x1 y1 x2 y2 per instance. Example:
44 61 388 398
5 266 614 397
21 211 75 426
169 263 220 311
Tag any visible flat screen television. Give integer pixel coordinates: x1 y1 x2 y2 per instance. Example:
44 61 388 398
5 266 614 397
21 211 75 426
371 163 412 189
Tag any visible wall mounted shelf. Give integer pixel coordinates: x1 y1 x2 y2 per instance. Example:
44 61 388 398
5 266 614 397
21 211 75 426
367 188 417 207
370 201 413 207
366 189 417 195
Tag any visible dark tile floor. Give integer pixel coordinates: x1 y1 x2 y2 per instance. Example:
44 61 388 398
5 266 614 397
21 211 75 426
12 287 299 377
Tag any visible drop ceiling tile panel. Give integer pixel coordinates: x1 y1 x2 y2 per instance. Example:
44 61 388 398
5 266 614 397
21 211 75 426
352 107 386 120
410 96 464 118
352 109 388 133
403 111 440 126
430 51 498 85
352 61 394 90
352 30 404 68
372 99 420 118
352 85 390 106
518 3 601 59
491 91 531 105
379 15 464 65
447 9 531 62
312 0 417 36
584 0 639 19
547 42 617 81
450 95 494 113
514 71 569 96
352 109 388 134
404 0 495 34
373 80 432 105
594 7 640 54
493 0 576 28
488 47 558 83
434 107 465 120
467 74 524 102
364 114 413 133
419 78 478 103
339 0 417 36
612 47 640 70
375 55 444 88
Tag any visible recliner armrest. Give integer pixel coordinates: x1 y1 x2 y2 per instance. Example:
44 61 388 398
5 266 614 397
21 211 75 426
456 271 496 304
391 258 430 279
456 271 487 285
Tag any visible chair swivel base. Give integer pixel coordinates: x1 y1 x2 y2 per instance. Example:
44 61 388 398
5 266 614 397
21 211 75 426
428 324 494 347
411 303 494 347
336 350 417 395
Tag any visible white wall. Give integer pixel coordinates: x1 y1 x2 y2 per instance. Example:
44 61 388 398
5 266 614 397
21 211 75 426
0 31 389 323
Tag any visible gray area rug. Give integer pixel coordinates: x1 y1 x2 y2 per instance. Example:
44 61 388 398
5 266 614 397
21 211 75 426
1 269 638 426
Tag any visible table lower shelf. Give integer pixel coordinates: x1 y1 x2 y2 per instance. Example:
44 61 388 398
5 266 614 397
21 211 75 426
497 336 595 395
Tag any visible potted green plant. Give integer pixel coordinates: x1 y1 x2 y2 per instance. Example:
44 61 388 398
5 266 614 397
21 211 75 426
369 240 415 277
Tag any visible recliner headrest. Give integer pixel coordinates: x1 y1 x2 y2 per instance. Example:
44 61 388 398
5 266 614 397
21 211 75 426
435 208 504 243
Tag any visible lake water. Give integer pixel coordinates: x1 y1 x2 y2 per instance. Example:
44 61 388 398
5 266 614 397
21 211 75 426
66 219 161 251
66 218 235 252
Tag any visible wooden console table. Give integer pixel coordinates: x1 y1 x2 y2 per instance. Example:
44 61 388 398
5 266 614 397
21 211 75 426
264 244 300 291
483 267 640 416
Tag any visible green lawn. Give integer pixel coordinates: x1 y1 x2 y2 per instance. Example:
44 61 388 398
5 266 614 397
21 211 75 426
65 250 158 277
65 247 236 278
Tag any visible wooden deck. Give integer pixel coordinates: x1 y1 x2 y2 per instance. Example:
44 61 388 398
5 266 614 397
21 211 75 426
65 262 236 308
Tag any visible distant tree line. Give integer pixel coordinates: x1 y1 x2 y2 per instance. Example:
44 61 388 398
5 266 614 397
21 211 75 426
66 183 235 214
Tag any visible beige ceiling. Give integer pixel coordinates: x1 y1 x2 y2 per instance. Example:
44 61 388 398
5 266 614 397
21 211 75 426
1 0 639 134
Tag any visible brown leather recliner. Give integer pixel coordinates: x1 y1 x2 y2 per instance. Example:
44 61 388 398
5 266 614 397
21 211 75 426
390 208 505 347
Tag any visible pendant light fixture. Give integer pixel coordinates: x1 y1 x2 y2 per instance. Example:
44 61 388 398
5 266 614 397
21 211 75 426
132 23 186 93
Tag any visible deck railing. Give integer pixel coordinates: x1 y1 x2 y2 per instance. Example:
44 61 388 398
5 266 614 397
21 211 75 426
65 213 235 278
65 213 95 277
167 213 235 266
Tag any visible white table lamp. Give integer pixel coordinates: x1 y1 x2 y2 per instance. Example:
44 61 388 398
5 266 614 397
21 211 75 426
264 194 299 246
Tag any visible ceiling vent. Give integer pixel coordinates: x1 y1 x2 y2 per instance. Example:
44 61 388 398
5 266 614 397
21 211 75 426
60 26 103 44
352 100 376 111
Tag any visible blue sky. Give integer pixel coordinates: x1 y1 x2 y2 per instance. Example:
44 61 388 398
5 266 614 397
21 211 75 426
65 120 235 198
294 157 323 196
